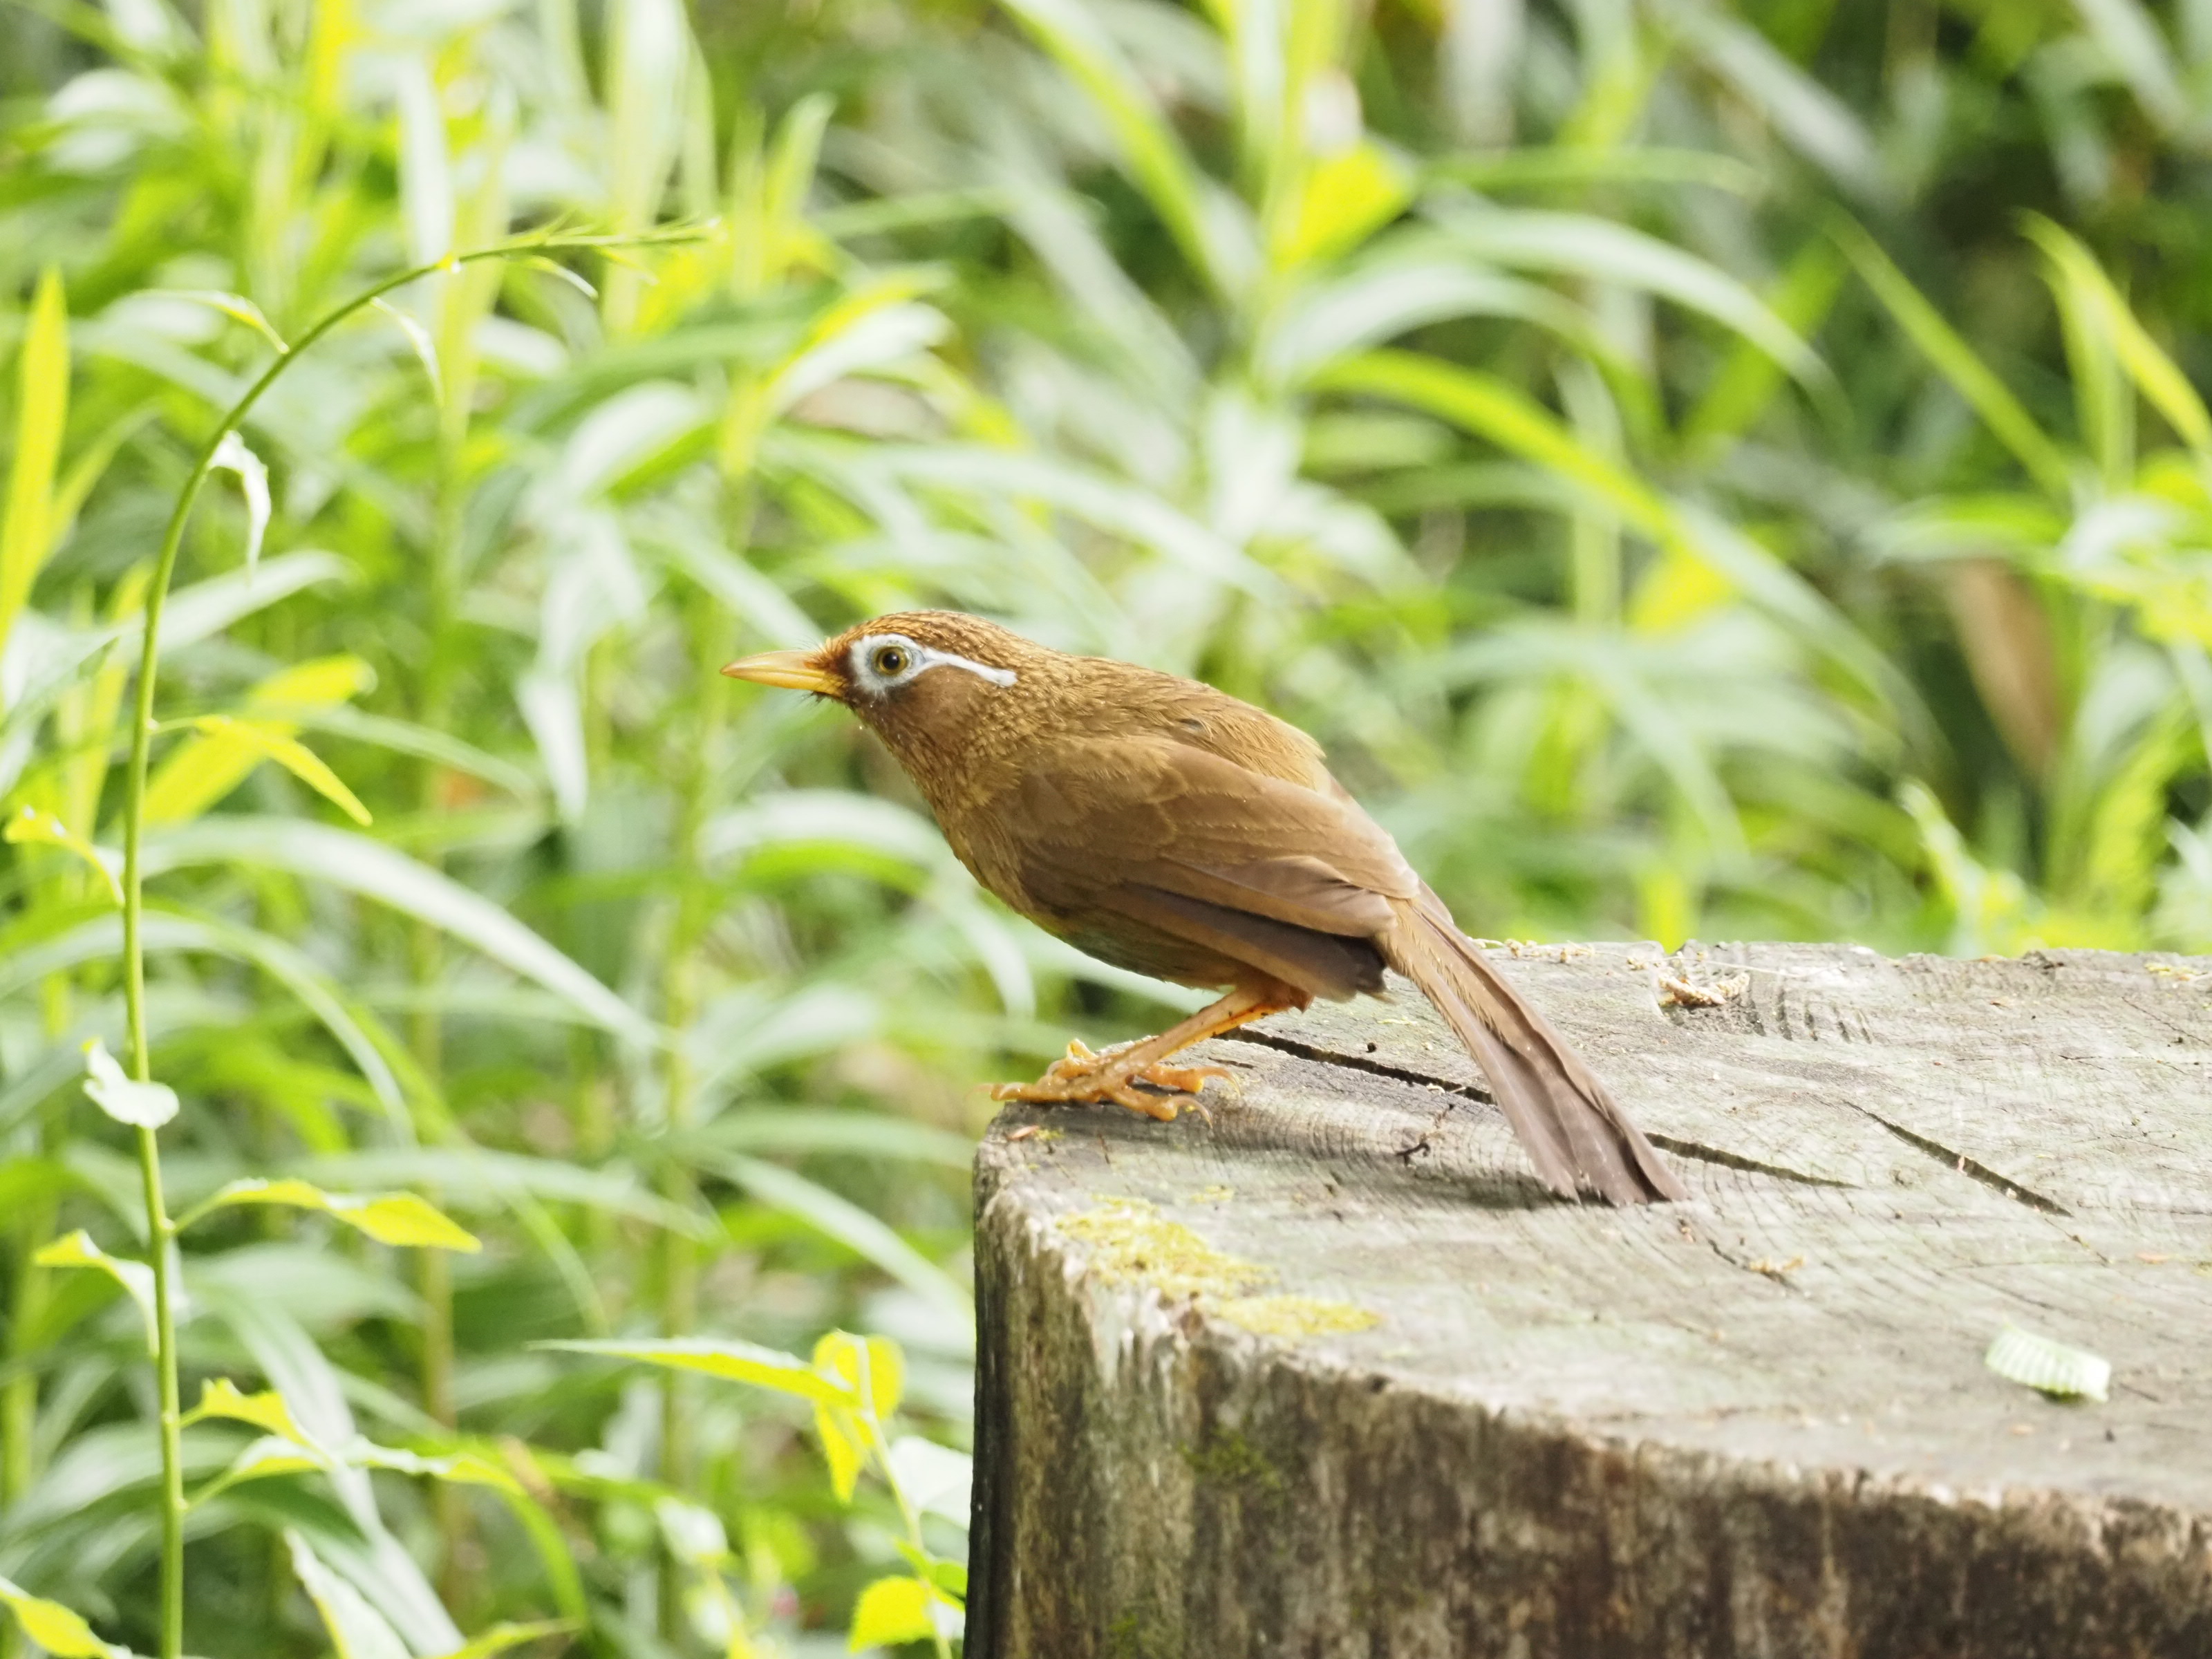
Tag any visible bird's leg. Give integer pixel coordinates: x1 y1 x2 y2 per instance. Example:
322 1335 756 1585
991 987 1292 1122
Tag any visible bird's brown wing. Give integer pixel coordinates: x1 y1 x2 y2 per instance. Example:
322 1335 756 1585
1002 735 1414 999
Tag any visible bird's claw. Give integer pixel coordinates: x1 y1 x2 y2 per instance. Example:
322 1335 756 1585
1134 1060 1235 1098
991 1040 1232 1123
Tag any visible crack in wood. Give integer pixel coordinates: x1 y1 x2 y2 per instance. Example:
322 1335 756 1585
1644 1132 1857 1189
1218 1023 1493 1101
1223 1025 1855 1190
1847 1102 2073 1215
2119 991 2201 1046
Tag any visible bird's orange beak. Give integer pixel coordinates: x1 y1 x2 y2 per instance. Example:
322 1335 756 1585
720 648 841 696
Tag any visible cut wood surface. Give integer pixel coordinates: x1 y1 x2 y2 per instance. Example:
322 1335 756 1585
966 942 2212 1659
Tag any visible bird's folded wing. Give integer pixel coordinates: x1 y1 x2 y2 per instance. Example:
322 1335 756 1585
1008 736 1416 938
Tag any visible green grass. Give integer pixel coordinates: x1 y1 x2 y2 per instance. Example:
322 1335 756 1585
3 0 2211 1652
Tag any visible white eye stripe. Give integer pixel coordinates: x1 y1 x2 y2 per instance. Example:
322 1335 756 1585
848 633 1017 694
933 648 1018 687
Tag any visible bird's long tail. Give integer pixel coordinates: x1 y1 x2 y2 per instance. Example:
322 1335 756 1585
1381 892 1685 1204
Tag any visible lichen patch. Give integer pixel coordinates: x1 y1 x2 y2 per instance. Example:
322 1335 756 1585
1058 1198 1269 1300
1056 1199 1381 1340
1216 1295 1383 1338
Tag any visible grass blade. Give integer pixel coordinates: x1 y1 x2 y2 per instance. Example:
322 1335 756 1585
2025 213 2212 460
136 817 656 1047
32 1230 158 1355
701 1150 971 1322
285 1530 412 1659
0 1576 130 1659
1435 205 1826 386
177 716 373 825
180 1179 480 1250
0 266 68 666
1000 0 1241 293
1833 218 2073 497
542 1337 842 1403
6 805 122 902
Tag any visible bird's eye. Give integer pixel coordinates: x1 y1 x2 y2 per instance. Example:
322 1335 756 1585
870 644 910 677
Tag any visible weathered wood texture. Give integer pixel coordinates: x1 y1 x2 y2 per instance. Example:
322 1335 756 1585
967 943 2212 1659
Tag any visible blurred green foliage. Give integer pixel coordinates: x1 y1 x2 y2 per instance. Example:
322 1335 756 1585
3 0 2211 1652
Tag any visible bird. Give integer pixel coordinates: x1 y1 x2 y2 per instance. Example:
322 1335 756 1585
723 611 1686 1205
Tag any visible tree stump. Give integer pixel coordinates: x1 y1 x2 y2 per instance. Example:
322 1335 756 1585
966 943 2212 1658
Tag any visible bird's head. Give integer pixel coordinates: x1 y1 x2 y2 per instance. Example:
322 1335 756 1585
722 610 1037 754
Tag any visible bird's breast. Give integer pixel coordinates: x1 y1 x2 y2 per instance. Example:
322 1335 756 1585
932 792 1047 918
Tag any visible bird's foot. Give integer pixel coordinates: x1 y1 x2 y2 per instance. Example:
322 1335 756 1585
991 1039 1232 1123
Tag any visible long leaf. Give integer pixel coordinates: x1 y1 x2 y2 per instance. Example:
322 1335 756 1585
542 1337 844 1403
700 1150 972 1321
0 616 117 798
0 266 68 666
181 1179 480 1250
999 0 1241 294
1257 255 1616 389
682 1110 973 1168
160 549 354 652
1318 350 1673 535
1435 206 1826 385
6 804 121 902
179 715 374 825
1685 239 1849 448
32 1229 158 1355
207 1291 462 1652
868 444 1279 597
270 704 540 798
1683 12 1882 196
285 1531 411 1659
0 908 411 1135
285 1147 713 1237
1431 148 1765 195
2024 214 2212 459
1318 350 1918 720
135 817 657 1046
0 1576 129 1659
1833 218 2073 496
639 514 823 650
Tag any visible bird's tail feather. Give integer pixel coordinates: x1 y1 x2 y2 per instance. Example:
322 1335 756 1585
1382 896 1685 1204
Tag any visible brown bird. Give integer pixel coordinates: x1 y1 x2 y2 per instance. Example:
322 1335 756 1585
724 612 1685 1204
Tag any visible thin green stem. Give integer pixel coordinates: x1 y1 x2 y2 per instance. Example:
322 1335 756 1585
419 395 468 1612
856 1394 953 1659
118 250 457 1659
135 1126 182 1651
657 595 722 1492
654 496 747 1632
113 224 709 1659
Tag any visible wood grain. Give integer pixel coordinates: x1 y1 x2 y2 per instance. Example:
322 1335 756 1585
967 942 2212 1658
